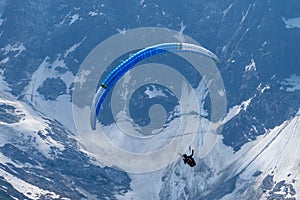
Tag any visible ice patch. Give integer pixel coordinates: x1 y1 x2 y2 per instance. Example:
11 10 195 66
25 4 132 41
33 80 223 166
261 85 270 93
64 37 86 58
0 57 9 65
138 0 145 6
74 69 91 88
211 96 253 132
245 58 256 72
240 4 252 24
282 74 300 91
174 22 186 42
222 3 233 18
69 14 79 26
144 85 168 99
116 28 127 35
57 12 71 26
257 83 270 93
218 89 225 97
0 18 6 26
283 17 300 28
1 43 26 57
88 11 99 16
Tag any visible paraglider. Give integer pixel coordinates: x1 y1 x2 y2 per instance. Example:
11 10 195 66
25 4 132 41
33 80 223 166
90 42 220 130
182 149 196 167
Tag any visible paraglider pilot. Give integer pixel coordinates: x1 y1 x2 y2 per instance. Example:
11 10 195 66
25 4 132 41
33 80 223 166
182 149 196 167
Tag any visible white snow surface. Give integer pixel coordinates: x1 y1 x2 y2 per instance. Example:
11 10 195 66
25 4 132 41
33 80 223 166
0 168 61 200
0 85 65 157
0 74 69 199
120 103 300 199
23 56 76 133
74 80 206 173
221 110 300 199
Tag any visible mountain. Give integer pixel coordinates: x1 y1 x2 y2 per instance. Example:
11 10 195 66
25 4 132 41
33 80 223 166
0 0 299 199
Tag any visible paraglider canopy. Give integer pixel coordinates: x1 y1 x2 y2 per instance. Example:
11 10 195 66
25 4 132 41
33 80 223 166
90 42 220 130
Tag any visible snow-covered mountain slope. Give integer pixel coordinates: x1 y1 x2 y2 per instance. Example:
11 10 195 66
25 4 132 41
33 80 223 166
0 77 131 199
0 0 299 199
22 56 75 133
121 109 300 200
221 110 300 199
